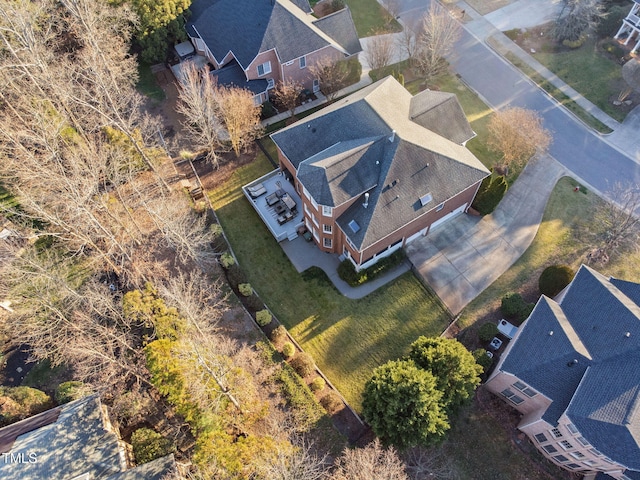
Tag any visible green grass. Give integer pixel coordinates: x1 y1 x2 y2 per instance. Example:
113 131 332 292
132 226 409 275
486 37 613 133
344 0 402 37
532 36 625 122
137 63 166 102
209 145 450 409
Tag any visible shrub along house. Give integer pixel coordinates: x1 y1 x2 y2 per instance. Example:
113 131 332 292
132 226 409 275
186 0 361 104
270 76 490 271
485 265 640 480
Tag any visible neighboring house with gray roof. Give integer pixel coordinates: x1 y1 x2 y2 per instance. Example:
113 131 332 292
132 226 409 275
270 76 489 270
485 264 640 480
186 0 361 103
0 395 175 479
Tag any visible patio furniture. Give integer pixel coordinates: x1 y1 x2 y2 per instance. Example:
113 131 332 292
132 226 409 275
248 186 267 198
277 214 287 225
284 211 293 221
303 230 313 241
281 194 296 211
266 192 279 206
274 202 286 215
247 182 265 193
275 188 286 198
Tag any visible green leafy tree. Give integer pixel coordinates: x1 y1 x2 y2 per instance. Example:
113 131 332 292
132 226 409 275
0 386 53 427
55 381 92 404
131 427 174 464
122 0 191 63
362 360 449 448
408 337 482 413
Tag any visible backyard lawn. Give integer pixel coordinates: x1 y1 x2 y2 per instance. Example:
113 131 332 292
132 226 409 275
209 147 451 409
344 0 401 37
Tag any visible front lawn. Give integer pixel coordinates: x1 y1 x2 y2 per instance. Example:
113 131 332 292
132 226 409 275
344 0 401 37
533 36 626 121
209 145 451 409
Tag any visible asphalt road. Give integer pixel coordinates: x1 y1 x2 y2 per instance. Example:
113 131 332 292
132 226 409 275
449 28 640 194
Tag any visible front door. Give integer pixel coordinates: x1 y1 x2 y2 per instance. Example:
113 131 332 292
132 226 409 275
312 79 320 93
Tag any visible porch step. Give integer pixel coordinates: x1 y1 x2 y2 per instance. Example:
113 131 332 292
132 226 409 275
287 232 299 241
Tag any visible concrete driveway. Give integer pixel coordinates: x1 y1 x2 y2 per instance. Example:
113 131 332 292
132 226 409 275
405 155 566 315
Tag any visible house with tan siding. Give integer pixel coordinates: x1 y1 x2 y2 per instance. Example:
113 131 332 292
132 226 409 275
485 265 640 480
186 0 361 103
270 76 490 270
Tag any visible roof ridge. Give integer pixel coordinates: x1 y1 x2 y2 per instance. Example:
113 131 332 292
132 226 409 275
545 297 593 360
277 0 349 55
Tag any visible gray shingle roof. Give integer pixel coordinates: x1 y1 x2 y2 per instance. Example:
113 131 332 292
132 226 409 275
0 395 175 479
297 137 383 207
271 76 489 251
497 265 640 470
313 8 362 55
211 59 268 94
409 90 475 145
188 0 357 70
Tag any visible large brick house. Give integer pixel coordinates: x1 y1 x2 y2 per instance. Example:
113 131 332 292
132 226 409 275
270 76 490 271
186 0 361 103
485 265 640 480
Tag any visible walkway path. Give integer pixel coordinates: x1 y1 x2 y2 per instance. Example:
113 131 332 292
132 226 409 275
281 236 411 299
406 154 566 315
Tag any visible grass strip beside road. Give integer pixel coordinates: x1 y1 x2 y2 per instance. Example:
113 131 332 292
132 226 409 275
486 37 613 133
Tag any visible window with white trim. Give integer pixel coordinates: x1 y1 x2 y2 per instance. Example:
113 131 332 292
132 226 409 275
550 428 563 438
257 61 271 76
299 56 306 68
513 381 537 397
542 445 557 454
304 203 310 216
310 195 318 209
267 78 275 89
302 186 310 199
312 212 318 227
323 237 331 248
322 205 332 217
566 463 582 470
559 440 574 450
436 202 444 212
570 451 585 460
313 228 319 242
577 436 590 447
582 460 598 467
567 423 578 434
588 448 601 457
534 433 548 443
500 388 524 405
323 224 332 234
554 455 569 463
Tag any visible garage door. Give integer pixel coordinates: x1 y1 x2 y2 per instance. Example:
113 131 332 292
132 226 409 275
429 203 467 231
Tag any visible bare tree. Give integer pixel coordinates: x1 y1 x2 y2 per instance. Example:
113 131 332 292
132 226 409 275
309 58 350 101
215 86 263 157
397 23 421 66
256 438 330 480
403 446 456 480
414 3 461 80
364 31 396 71
487 107 551 169
588 182 640 264
176 62 227 167
273 79 304 120
330 439 409 480
554 0 605 42
3 251 149 388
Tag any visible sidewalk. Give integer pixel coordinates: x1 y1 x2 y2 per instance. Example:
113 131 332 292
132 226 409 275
456 0 620 131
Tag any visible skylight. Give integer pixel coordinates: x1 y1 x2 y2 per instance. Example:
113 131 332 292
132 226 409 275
419 193 433 207
348 220 361 233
